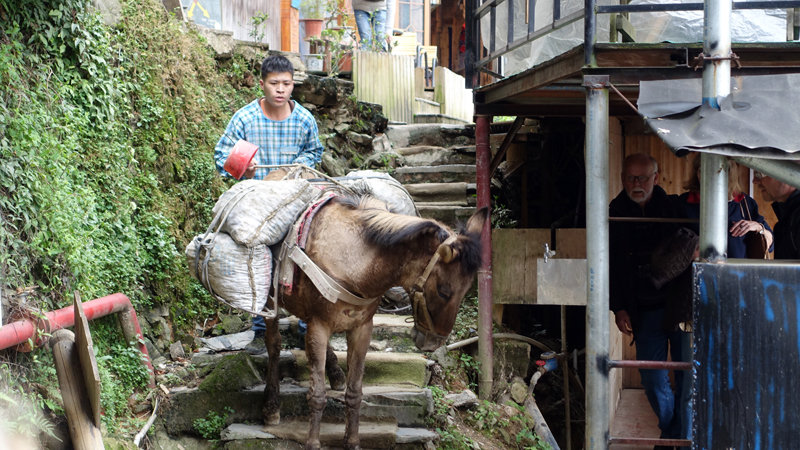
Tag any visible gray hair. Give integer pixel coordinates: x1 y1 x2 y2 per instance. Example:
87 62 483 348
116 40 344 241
623 153 658 174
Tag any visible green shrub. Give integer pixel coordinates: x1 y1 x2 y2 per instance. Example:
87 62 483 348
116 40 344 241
193 407 233 440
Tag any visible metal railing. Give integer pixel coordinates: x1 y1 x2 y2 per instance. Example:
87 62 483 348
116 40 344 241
466 0 800 88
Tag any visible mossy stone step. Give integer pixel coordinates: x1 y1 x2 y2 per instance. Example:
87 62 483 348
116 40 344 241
293 351 427 388
163 383 433 436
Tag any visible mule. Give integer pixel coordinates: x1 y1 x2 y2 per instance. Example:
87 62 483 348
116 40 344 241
261 193 488 450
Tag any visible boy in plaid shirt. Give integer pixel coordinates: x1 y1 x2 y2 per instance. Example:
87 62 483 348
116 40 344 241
214 55 321 353
215 55 323 180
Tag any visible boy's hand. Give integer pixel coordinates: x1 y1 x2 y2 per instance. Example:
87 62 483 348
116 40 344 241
243 159 257 179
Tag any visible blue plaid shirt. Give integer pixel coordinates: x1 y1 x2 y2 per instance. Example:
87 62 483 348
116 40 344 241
214 99 323 180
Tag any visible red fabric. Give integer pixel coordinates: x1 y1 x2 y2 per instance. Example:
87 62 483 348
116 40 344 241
687 191 745 204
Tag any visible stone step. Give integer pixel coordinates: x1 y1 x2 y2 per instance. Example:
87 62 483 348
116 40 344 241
221 421 437 450
417 205 478 226
386 123 474 149
164 383 434 436
192 347 428 391
394 146 476 167
393 165 476 184
293 351 427 387
404 183 468 205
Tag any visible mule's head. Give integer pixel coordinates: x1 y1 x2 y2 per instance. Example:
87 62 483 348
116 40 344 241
409 207 488 351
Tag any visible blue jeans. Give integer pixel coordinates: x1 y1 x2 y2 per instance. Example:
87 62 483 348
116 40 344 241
354 9 387 51
252 316 306 337
634 308 688 439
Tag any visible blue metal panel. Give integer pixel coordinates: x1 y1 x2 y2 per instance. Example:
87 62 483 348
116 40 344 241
694 262 800 450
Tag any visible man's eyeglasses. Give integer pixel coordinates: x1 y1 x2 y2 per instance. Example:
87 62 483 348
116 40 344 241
624 174 654 183
753 171 765 180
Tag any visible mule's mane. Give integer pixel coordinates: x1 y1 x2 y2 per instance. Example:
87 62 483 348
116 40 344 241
332 193 450 248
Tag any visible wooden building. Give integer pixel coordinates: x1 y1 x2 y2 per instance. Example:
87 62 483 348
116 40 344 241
464 1 800 448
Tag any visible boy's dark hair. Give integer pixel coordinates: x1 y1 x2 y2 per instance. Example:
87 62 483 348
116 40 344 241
261 55 295 79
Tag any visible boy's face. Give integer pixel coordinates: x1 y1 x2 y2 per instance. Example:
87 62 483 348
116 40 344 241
260 72 294 109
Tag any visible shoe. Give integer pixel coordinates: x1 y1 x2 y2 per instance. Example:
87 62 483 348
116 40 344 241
245 332 267 355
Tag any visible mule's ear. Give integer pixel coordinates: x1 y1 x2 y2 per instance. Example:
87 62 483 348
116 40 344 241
437 243 457 263
466 207 489 235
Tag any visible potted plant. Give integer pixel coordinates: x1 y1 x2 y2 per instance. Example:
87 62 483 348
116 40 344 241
299 0 325 38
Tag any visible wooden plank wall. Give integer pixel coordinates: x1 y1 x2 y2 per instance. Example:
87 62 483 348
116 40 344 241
280 0 299 52
433 66 473 122
221 0 281 47
353 51 415 124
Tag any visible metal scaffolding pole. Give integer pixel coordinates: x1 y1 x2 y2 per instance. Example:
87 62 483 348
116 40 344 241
583 75 610 450
733 157 800 190
475 114 494 399
699 0 732 262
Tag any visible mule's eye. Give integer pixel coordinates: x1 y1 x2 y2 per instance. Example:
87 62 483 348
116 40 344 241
437 287 452 300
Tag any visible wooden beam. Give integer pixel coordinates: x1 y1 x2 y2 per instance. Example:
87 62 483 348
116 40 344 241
616 15 637 43
489 116 524 177
480 47 584 104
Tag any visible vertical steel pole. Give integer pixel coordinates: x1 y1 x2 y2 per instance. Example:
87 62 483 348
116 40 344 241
699 0 731 262
585 0 597 66
475 114 494 399
583 75 610 450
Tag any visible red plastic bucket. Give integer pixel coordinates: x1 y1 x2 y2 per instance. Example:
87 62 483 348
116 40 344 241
223 140 259 180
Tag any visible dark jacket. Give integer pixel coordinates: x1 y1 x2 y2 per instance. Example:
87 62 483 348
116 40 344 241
679 192 773 258
772 189 800 260
609 185 684 330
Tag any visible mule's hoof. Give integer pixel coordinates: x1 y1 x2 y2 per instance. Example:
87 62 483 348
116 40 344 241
330 379 345 391
305 441 321 450
263 412 280 427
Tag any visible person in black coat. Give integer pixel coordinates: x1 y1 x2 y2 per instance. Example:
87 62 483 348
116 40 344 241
609 153 687 449
754 171 800 259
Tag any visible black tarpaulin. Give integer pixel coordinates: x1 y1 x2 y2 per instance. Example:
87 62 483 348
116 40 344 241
637 74 800 160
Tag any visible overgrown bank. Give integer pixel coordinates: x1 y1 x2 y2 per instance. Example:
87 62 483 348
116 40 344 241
0 0 384 439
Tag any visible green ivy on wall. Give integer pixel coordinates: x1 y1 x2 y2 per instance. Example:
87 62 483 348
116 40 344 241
0 0 258 326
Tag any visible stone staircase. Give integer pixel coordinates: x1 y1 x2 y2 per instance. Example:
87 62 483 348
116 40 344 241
385 123 478 228
162 315 437 449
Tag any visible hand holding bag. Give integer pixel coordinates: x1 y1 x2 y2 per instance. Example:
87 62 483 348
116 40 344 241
740 199 769 259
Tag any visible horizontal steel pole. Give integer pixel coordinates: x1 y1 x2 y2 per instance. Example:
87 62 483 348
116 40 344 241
733 157 800 191
597 1 800 14
610 438 693 447
609 217 699 223
609 359 692 370
477 0 506 19
477 10 584 68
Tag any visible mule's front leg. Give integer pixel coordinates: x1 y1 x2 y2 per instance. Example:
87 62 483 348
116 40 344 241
343 321 373 450
305 321 331 450
262 313 282 426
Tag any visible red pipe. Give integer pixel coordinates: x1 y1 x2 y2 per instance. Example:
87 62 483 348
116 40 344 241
475 114 494 399
0 293 155 387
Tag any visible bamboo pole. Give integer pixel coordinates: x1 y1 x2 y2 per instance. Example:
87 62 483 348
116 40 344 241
50 329 105 450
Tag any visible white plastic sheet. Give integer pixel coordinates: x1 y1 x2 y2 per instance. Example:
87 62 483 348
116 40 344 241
480 0 789 78
629 0 787 43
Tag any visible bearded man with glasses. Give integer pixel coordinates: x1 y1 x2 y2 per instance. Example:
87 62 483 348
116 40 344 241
609 153 688 450
753 171 800 259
